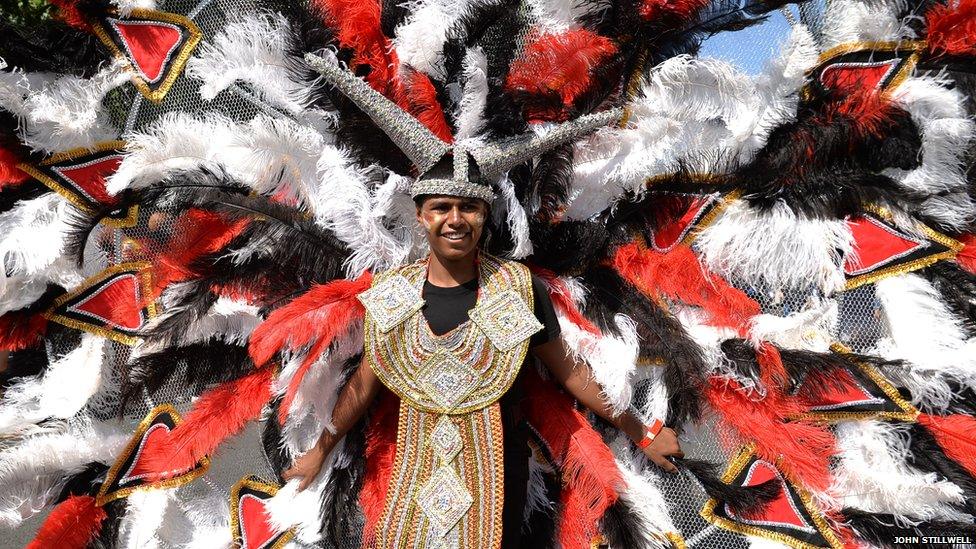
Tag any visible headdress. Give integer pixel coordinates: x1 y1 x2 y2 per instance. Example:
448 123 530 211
305 52 621 202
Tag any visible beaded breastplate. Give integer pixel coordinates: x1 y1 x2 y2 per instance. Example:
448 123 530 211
359 254 541 549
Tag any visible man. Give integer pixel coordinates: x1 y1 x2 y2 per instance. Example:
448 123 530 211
283 182 683 548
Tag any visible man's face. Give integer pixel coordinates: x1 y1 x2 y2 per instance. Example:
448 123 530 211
416 196 488 260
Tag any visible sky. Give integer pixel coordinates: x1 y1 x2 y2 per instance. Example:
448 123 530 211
698 8 796 75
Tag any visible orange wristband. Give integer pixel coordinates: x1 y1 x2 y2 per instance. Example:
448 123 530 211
636 418 664 449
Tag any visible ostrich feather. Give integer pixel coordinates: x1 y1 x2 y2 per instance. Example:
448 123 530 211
493 174 533 258
887 76 976 231
131 297 261 358
186 12 323 116
748 300 838 352
391 1 457 81
116 489 172 549
25 494 107 549
607 435 676 548
0 420 129 527
873 274 976 412
695 200 852 293
453 47 489 140
826 420 970 523
0 333 106 434
819 0 909 50
0 61 127 152
0 194 77 279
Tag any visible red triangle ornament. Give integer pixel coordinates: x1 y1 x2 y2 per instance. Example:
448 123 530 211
230 475 294 549
92 9 201 103
843 212 962 290
16 141 138 227
702 446 844 549
44 262 157 345
96 404 209 505
647 191 737 252
806 42 923 100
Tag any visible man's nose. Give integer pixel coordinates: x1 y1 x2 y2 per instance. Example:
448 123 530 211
447 207 464 225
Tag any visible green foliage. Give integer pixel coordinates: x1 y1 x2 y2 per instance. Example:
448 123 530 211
0 0 54 27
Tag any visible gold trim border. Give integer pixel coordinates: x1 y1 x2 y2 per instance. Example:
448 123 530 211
803 40 925 102
229 475 295 549
43 261 157 345
90 8 202 104
700 445 844 549
96 403 211 506
795 343 920 423
16 141 139 228
844 214 963 290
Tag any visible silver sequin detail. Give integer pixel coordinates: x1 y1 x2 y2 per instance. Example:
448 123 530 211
410 178 495 202
430 415 463 464
357 275 425 332
469 290 543 351
416 465 473 536
416 350 480 411
305 52 449 174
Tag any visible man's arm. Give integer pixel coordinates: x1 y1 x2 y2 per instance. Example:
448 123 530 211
283 355 381 490
532 339 684 472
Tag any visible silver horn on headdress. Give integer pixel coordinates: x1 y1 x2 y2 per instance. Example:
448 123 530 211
304 52 449 174
305 52 622 201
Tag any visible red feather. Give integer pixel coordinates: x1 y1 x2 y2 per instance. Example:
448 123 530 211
359 391 400 546
530 266 601 335
957 234 976 274
705 377 836 492
523 369 623 548
639 0 710 24
613 241 761 335
139 368 273 478
918 413 976 477
0 311 48 351
402 69 454 143
926 0 976 57
0 145 30 190
148 209 250 296
47 0 93 31
247 273 372 421
25 495 106 549
506 28 617 122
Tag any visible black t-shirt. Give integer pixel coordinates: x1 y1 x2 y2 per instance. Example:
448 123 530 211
421 274 561 347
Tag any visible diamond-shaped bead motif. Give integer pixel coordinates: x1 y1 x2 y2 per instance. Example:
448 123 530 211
357 275 424 332
416 350 479 411
430 415 463 463
416 465 473 536
469 289 543 351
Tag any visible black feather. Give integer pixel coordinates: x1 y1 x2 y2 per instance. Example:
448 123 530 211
920 261 976 338
599 497 659 549
0 180 49 216
907 422 976 516
528 220 612 275
843 508 976 549
380 0 410 38
86 498 127 549
529 144 575 222
318 355 368 545
0 19 105 76
677 458 780 516
120 340 255 413
262 397 290 480
580 266 706 427
55 462 109 501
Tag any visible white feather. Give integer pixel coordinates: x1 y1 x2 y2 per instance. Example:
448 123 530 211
279 323 364 459
117 489 173 549
820 0 912 50
0 61 128 152
453 48 489 140
0 194 74 278
314 148 414 274
873 274 976 412
748 301 838 352
187 12 321 117
825 420 970 523
265 444 345 544
609 434 676 548
522 451 556 523
0 420 129 526
493 174 533 258
695 200 852 294
0 275 49 316
0 333 107 434
392 2 455 80
555 307 639 414
110 0 155 15
887 76 976 230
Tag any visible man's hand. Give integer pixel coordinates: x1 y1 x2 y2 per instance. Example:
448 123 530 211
281 445 326 491
640 427 684 473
